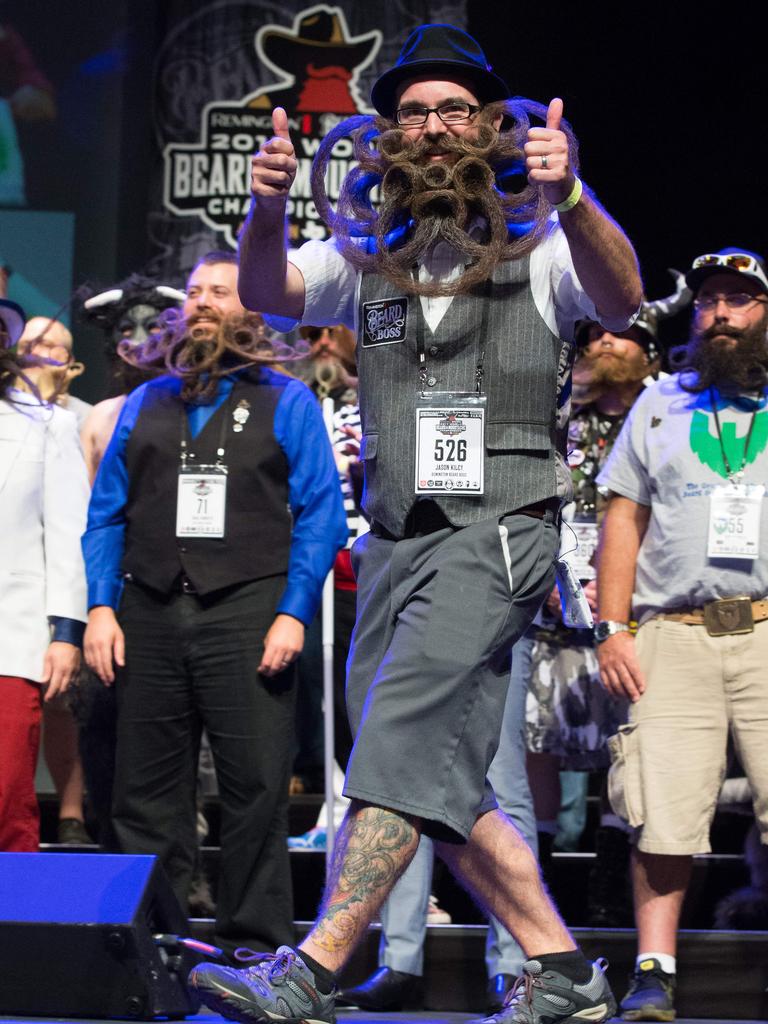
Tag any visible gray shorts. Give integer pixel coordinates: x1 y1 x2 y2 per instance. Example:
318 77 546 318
343 509 558 842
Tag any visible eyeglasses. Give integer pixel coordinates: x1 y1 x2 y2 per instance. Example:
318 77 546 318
693 292 768 313
395 102 481 126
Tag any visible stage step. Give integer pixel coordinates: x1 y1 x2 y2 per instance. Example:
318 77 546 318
206 846 750 930
32 843 765 1016
38 841 751 931
186 920 768 1021
39 791 755 856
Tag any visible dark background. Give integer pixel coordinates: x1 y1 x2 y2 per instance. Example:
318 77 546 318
2 1 763 399
472 6 764 304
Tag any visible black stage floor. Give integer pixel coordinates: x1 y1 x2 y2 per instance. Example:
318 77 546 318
0 1012 764 1024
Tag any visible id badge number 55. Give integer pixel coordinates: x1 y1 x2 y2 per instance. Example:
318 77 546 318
708 482 764 560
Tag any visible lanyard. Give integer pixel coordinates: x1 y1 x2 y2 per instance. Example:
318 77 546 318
414 275 492 395
709 388 759 482
180 391 234 468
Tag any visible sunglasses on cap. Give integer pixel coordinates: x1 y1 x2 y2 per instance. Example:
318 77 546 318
692 252 768 291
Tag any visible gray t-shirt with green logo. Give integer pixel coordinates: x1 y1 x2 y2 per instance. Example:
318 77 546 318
597 374 768 623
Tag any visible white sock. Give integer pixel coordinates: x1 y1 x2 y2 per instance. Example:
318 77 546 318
637 953 676 975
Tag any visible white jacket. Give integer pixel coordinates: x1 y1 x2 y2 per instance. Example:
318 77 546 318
0 391 89 682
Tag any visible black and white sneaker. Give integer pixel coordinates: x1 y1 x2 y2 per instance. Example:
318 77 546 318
481 958 617 1024
188 946 336 1024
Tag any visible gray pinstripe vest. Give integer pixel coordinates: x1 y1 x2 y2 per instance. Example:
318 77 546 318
357 254 567 537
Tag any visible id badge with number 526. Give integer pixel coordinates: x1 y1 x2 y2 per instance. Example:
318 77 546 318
415 392 486 496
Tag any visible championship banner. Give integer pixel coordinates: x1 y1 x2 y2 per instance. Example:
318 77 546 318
150 0 466 276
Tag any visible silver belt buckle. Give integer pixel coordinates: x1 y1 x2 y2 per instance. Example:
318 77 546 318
703 596 754 636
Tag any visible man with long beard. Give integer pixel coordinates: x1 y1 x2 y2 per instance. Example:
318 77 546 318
82 251 347 960
190 25 641 1024
596 248 768 1021
289 322 359 796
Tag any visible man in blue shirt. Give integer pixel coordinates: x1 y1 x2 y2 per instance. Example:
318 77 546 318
82 251 348 959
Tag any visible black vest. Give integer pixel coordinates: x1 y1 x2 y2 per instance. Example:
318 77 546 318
122 369 292 596
357 256 568 537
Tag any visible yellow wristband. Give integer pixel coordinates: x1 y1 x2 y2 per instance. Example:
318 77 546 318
554 177 583 213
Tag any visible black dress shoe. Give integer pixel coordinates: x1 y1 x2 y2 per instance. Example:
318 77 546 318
486 973 515 1014
57 818 91 845
338 966 424 1010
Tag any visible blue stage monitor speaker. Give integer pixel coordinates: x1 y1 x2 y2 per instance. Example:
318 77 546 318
0 852 201 1018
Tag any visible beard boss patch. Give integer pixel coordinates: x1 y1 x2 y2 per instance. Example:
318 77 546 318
361 296 408 347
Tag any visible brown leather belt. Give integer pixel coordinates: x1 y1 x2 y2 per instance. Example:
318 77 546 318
654 596 768 636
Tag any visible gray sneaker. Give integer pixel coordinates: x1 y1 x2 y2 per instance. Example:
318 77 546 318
480 958 617 1024
188 946 336 1024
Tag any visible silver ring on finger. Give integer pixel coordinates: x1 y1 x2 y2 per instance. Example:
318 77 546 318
540 154 548 169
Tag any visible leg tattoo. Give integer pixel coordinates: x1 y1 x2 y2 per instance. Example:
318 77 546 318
304 801 420 959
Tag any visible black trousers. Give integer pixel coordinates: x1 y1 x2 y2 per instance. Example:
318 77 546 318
113 576 296 956
69 666 118 849
293 585 357 782
333 586 357 771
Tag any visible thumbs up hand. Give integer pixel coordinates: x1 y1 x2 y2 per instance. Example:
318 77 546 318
524 97 576 206
271 106 292 143
250 107 298 202
545 97 563 132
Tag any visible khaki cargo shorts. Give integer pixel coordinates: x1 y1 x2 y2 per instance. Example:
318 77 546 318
607 617 768 854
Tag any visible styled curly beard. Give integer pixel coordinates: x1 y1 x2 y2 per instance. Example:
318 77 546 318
671 313 768 395
117 308 308 403
310 99 580 297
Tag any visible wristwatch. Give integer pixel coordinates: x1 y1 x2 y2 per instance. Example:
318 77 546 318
594 620 630 644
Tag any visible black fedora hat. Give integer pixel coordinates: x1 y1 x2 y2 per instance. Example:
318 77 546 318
371 24 510 117
0 298 25 347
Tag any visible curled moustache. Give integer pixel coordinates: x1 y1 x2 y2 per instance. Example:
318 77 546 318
310 99 580 297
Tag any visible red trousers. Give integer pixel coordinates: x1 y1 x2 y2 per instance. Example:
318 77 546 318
0 676 42 851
